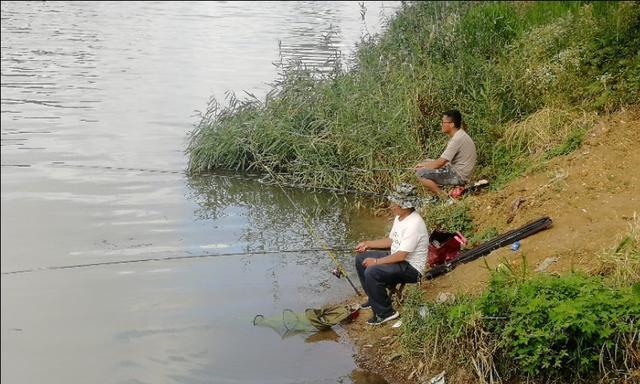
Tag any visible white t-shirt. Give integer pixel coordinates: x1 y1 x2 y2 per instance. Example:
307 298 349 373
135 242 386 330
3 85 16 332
389 211 429 273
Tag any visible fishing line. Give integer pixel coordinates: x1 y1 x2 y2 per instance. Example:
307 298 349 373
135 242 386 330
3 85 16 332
249 145 363 296
1 247 353 276
3 161 392 197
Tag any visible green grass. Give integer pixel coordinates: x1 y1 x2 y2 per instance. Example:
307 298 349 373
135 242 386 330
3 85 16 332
187 1 640 195
401 251 640 383
422 200 474 236
400 221 640 383
592 215 640 289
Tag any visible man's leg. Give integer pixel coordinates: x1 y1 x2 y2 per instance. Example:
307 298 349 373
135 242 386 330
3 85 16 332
417 176 444 197
363 262 420 318
416 165 464 199
355 250 389 297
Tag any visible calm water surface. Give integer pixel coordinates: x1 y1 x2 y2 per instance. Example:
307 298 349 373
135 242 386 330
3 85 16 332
0 2 400 383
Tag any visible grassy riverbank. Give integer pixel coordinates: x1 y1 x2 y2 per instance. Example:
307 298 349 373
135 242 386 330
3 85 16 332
346 108 640 384
400 230 639 383
188 1 639 195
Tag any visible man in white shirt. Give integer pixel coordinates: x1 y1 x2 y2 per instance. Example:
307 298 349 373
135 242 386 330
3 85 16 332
415 109 477 200
354 183 429 325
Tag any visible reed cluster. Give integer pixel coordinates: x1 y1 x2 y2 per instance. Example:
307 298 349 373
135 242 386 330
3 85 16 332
187 1 639 194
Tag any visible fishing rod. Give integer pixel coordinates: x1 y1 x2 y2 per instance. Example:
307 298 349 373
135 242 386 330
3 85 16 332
45 162 392 198
288 161 417 174
5 161 420 198
249 147 363 296
1 247 354 276
351 166 416 173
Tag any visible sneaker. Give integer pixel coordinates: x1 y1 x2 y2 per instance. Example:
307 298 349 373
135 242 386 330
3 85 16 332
366 311 400 326
359 300 372 309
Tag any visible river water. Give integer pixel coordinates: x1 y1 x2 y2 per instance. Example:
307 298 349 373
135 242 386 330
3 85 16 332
1 2 399 383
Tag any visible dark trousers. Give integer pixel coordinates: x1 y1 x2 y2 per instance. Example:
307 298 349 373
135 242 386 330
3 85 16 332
355 250 421 317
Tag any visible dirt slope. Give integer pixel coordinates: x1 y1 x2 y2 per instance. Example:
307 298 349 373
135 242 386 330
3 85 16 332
346 107 640 384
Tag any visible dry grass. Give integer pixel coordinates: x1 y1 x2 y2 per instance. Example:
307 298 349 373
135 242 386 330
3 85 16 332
500 108 597 157
591 213 640 288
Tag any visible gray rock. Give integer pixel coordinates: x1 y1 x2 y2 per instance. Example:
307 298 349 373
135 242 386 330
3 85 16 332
535 257 559 272
436 292 455 304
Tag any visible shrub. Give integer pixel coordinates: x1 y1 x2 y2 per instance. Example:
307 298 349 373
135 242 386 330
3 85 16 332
481 272 639 380
401 256 640 382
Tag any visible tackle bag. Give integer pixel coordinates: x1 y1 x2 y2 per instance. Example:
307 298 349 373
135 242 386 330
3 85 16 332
428 230 467 267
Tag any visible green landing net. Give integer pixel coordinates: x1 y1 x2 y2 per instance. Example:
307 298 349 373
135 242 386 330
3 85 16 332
253 305 359 338
253 309 318 338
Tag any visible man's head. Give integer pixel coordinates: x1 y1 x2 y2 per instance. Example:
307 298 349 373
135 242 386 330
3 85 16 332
387 183 421 215
441 109 462 134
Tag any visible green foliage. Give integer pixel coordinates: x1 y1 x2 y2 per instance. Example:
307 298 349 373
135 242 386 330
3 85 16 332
545 126 587 159
482 272 639 379
401 266 640 382
467 226 499 247
421 200 474 235
187 1 640 194
401 286 482 351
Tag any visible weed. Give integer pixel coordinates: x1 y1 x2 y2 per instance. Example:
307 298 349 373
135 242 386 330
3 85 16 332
421 200 474 236
467 226 499 248
401 242 639 383
592 213 640 288
187 2 639 194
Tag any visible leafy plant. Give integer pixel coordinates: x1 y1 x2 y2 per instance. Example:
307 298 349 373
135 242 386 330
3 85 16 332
421 200 474 235
401 258 639 383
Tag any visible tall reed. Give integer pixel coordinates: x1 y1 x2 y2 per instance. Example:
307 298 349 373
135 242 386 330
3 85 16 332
187 1 639 194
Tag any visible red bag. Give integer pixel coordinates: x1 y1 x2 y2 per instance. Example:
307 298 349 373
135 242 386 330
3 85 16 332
449 186 465 199
428 230 467 267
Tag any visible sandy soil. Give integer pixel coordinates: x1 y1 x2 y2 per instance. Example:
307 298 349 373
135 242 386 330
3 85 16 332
344 107 640 384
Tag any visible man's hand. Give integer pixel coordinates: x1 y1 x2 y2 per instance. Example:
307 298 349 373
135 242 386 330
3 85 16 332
355 241 368 253
362 257 380 268
415 162 426 169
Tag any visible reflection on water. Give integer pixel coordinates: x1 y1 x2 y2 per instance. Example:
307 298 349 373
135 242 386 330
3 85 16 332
186 173 380 251
349 370 390 384
1 2 398 383
186 173 388 299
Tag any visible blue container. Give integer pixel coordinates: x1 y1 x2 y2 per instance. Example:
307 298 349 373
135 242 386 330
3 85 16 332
510 241 521 251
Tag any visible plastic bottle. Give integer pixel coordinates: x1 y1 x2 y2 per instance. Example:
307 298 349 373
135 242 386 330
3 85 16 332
510 241 521 251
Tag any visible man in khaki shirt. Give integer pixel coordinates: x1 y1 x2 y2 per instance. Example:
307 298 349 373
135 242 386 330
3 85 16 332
415 110 476 199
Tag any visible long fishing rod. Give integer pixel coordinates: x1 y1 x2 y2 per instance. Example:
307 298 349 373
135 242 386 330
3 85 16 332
22 162 393 198
288 161 417 174
250 148 362 296
350 166 416 173
1 247 354 276
4 161 427 198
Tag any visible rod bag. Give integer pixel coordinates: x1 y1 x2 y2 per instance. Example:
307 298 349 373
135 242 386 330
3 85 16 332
424 216 553 280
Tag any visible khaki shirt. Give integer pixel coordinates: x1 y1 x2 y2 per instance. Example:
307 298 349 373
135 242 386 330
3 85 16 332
440 129 476 181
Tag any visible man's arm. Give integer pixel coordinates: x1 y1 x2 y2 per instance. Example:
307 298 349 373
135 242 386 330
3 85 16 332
415 157 448 170
355 237 392 253
416 134 463 170
362 250 409 268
